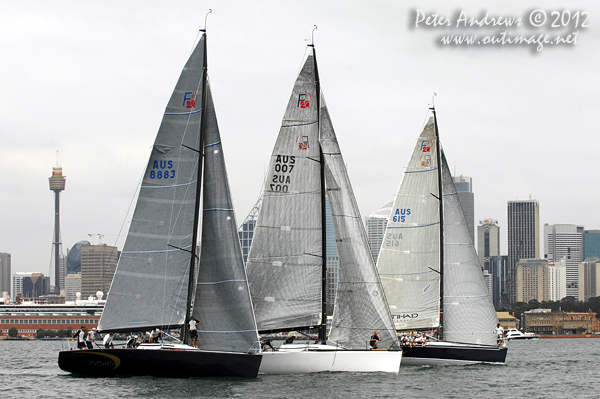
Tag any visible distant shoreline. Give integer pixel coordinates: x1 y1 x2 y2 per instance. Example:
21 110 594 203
538 335 600 339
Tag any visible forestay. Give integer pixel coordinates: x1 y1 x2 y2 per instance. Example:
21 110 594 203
320 98 398 349
376 118 441 331
441 154 498 346
246 52 323 332
191 85 260 352
99 36 206 332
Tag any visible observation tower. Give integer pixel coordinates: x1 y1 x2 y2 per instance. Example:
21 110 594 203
49 164 66 294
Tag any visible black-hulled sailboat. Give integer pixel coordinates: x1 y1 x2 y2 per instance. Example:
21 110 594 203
58 28 262 378
245 41 401 374
376 107 507 366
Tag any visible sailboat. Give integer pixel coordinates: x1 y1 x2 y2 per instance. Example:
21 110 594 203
58 28 262 378
245 42 402 374
376 107 507 366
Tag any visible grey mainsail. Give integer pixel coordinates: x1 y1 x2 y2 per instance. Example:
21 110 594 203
320 97 398 349
99 36 206 332
246 51 322 332
191 85 260 352
376 118 441 331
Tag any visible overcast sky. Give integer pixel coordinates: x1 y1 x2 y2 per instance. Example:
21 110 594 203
2 0 599 277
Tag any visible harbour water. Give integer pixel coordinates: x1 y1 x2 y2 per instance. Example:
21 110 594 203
1 338 599 398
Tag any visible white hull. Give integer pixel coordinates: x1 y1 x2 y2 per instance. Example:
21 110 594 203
258 344 401 374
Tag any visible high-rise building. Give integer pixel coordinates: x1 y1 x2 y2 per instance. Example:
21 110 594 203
65 273 82 302
477 219 500 271
365 202 393 263
507 199 540 303
324 197 339 307
489 255 509 308
80 244 118 298
583 230 600 259
20 272 51 298
49 163 66 294
578 258 600 302
544 224 584 299
453 175 474 240
548 259 567 301
0 253 11 298
238 199 260 264
516 259 548 303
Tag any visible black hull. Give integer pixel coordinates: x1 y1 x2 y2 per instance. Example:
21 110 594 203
401 343 507 366
58 348 262 378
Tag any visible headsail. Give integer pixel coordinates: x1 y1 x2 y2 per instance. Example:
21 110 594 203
246 50 322 332
441 153 498 346
191 84 260 352
320 97 398 349
99 35 207 332
377 117 441 331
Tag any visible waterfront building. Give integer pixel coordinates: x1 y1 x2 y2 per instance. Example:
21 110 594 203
0 253 11 298
522 309 599 335
365 202 392 263
544 224 584 299
496 311 518 329
516 259 548 303
452 175 474 240
80 245 118 298
578 258 600 302
489 255 509 308
583 230 600 259
477 219 500 271
548 259 567 301
508 199 540 303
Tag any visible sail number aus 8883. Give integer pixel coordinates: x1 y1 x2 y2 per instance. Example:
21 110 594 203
270 155 295 192
149 160 176 179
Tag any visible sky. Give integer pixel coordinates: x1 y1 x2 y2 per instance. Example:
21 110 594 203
1 0 599 277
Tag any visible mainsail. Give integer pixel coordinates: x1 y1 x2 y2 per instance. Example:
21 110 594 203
246 50 322 332
377 118 441 331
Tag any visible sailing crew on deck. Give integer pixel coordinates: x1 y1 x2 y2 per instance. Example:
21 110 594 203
261 338 277 351
103 332 115 349
188 317 200 348
85 328 97 349
73 326 87 350
370 331 381 349
150 328 162 343
494 323 505 346
141 330 151 343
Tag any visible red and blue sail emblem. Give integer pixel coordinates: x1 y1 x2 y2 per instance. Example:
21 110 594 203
296 134 309 150
297 91 312 108
183 91 198 108
421 140 431 152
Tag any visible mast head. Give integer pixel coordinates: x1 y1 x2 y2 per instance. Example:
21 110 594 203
200 9 212 32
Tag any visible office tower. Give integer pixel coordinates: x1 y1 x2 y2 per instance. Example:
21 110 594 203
507 199 540 303
324 197 339 306
21 272 51 298
548 259 567 301
516 259 548 303
0 253 11 298
544 224 584 298
578 258 600 301
80 244 118 298
477 219 500 271
49 163 66 294
365 202 393 263
583 230 600 259
238 199 260 264
452 175 474 240
65 273 82 302
489 255 509 308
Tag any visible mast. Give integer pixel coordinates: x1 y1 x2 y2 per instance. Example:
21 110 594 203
183 29 208 343
431 106 444 341
311 43 327 344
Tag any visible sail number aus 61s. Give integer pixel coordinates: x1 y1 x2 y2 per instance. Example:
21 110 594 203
149 160 176 179
270 155 295 192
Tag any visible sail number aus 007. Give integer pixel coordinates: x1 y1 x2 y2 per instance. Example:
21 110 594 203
149 160 176 179
270 155 295 192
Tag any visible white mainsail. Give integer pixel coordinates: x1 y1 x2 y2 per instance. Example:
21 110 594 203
377 118 441 331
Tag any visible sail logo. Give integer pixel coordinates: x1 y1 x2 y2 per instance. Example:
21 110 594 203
297 92 311 108
392 208 411 223
421 140 431 152
183 91 198 108
296 134 309 150
420 154 432 168
392 313 419 320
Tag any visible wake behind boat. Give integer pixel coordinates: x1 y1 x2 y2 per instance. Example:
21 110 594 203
377 107 507 366
245 40 401 375
58 26 261 378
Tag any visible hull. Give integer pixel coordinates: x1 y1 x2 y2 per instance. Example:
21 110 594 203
401 342 507 366
58 345 262 378
259 344 401 374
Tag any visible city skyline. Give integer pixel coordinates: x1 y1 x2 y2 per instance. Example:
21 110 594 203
2 1 599 274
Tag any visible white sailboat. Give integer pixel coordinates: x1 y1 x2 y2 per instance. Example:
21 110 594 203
376 107 507 366
58 28 262 378
245 42 402 374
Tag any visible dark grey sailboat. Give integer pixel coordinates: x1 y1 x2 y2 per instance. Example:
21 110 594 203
58 29 262 378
